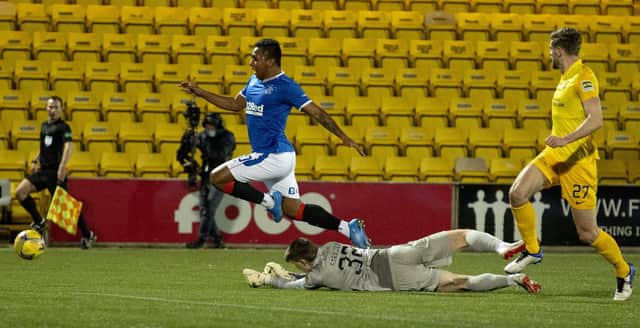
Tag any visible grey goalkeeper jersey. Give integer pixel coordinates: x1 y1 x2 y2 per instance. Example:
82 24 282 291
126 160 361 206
304 242 392 291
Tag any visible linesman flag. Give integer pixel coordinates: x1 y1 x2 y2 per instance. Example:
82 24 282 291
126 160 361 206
46 186 83 235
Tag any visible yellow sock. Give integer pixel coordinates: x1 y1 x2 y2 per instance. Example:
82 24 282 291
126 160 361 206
512 202 539 254
591 229 630 278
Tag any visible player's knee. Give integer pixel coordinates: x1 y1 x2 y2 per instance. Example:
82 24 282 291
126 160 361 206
508 186 528 206
15 183 30 200
577 229 598 244
282 198 301 217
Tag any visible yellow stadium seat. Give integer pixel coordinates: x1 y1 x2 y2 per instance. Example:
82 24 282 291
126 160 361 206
313 155 348 181
395 68 428 104
346 96 379 129
349 156 383 182
497 70 530 102
0 91 29 127
364 126 399 163
415 96 448 128
380 96 413 130
242 0 274 8
628 159 640 184
0 2 16 31
137 92 171 130
85 61 119 94
292 65 325 99
137 34 171 65
67 33 100 63
14 60 48 90
0 63 11 91
504 0 536 14
11 120 40 154
449 96 483 130
601 72 632 104
171 35 205 67
205 36 240 73
510 41 544 72
154 122 182 156
327 66 360 102
293 154 313 181
390 10 424 40
153 63 189 97
310 0 338 10
16 3 48 32
121 6 154 35
223 8 257 38
32 32 66 64
154 6 189 35
375 0 405 10
517 98 550 131
579 43 610 77
189 64 224 96
102 33 136 63
463 69 497 99
223 65 252 96
476 41 509 72
341 0 373 10
119 62 154 94
290 9 324 38
503 127 538 162
469 127 503 162
472 0 503 12
279 38 308 73
620 102 640 131
455 157 489 183
324 10 357 40
522 14 556 43
440 0 471 12
609 43 640 74
82 121 116 154
360 67 394 104
405 0 438 12
537 0 569 14
443 40 475 74
424 11 456 41
600 101 621 132
375 38 409 73
490 158 522 183
553 15 590 42
530 70 559 103
50 61 83 95
409 39 444 72
0 150 27 182
568 0 600 15
331 124 362 162
601 0 633 16
434 127 468 161
67 151 99 178
598 159 628 185
357 10 390 40
0 31 32 65
419 157 454 183
295 124 330 158
456 12 490 41
111 0 138 5
624 16 640 44
256 9 290 38
384 156 419 182
590 16 624 44
226 123 250 146
86 5 119 34
490 13 524 42
429 69 462 99
239 36 262 65
135 153 171 178
117 122 153 154
607 130 639 160
189 7 223 36
0 124 7 150
49 4 85 33
99 152 134 178
484 98 517 130
277 0 306 9
66 91 101 124
101 92 136 126
28 89 54 122
399 126 433 160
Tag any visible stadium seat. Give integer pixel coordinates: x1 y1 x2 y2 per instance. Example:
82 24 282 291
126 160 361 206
110 0 138 6
137 92 171 130
390 10 424 40
278 38 309 73
293 154 313 181
102 92 136 126
222 8 257 38
624 16 640 44
415 96 448 128
349 156 383 182
364 126 399 163
295 125 330 160
456 12 491 41
590 16 625 44
399 126 433 159
476 41 509 72
10 120 40 154
429 69 462 99
171 35 206 67
517 98 550 131
85 61 119 94
102 33 136 64
223 65 252 96
409 40 444 73
313 155 348 181
490 13 524 42
376 38 409 73
121 6 154 35
504 0 536 14
553 15 590 42
66 91 101 124
323 10 357 40
327 66 360 102
600 72 632 104
568 0 600 15
598 159 628 185
360 67 394 104
82 120 116 154
627 159 640 184
462 69 497 99
154 122 183 158
189 64 225 96
601 0 633 16
434 127 468 161
14 60 49 91
154 63 189 97
346 96 379 130
357 10 391 40
497 70 530 102
0 33 31 65
609 43 640 75
135 153 171 178
380 96 413 130
490 157 522 183
290 9 324 38
449 96 483 130
620 102 640 132
485 98 517 130
277 0 306 9
384 156 419 182
600 101 621 132
292 65 326 99
375 0 405 10
49 4 85 33
424 11 456 41
99 152 134 178
67 33 101 63
536 0 569 14
607 130 639 160
469 127 503 162
503 127 538 162
522 14 556 43
405 0 438 12
189 7 223 36
205 36 240 73
66 151 99 178
16 3 49 32
441 0 472 12
86 5 120 34
32 32 67 64
579 43 610 77
137 34 171 65
472 0 503 12
120 63 153 93
530 70 560 103
510 42 544 72
0 2 16 31
455 157 489 183
0 150 27 182
0 125 8 151
256 9 290 38
342 0 373 10
331 124 362 162
443 40 475 74
50 61 83 96
154 6 189 35
117 122 153 154
419 157 454 183
395 69 428 104
28 89 54 122
242 0 273 8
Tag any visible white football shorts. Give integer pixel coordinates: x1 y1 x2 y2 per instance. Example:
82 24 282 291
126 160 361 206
216 151 300 199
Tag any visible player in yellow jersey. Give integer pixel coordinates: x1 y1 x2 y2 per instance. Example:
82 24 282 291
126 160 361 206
504 27 635 301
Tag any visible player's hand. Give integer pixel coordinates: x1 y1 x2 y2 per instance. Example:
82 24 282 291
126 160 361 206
30 162 39 173
545 135 569 148
178 80 200 96
344 138 366 156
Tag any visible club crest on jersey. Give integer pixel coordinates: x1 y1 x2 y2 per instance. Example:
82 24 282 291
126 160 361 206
44 135 53 146
581 80 594 92
264 86 274 95
246 102 264 117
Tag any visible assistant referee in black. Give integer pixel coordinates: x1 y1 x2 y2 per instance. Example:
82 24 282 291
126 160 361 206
15 96 96 249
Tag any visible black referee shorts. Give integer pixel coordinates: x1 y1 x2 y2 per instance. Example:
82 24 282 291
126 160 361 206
26 169 67 194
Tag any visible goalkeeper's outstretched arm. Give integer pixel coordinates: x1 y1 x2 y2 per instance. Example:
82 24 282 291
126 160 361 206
267 277 306 289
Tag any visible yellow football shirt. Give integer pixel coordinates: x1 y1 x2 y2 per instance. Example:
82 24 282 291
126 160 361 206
546 59 600 162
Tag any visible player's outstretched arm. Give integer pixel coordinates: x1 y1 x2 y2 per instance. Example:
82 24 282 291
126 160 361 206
179 80 246 112
302 102 366 156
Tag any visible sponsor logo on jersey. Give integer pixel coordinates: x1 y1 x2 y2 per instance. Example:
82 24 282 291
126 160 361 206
581 80 594 92
246 102 264 117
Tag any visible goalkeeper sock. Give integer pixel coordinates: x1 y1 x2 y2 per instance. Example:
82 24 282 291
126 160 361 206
466 274 510 291
20 195 43 224
464 230 502 252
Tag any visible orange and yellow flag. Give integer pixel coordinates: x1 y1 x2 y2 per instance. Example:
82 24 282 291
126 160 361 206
46 186 83 235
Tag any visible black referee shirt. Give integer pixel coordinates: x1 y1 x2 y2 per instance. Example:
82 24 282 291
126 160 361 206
39 119 73 170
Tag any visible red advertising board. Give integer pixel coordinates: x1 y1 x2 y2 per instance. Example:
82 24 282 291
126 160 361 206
50 179 453 246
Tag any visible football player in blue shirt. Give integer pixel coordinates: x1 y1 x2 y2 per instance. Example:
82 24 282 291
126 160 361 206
179 39 370 248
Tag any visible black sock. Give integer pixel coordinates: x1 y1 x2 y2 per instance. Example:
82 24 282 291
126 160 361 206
230 182 264 204
77 215 91 238
301 204 340 231
20 195 43 223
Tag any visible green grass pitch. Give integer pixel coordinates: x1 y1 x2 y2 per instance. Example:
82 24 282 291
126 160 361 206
1 247 638 327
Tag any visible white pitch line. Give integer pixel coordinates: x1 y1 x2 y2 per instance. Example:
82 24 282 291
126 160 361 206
70 291 423 324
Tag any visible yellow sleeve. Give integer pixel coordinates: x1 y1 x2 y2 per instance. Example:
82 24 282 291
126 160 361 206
576 69 599 102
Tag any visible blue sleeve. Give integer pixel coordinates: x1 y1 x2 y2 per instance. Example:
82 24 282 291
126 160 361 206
286 80 311 110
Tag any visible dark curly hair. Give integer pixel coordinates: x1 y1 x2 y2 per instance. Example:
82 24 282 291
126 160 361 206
550 27 582 56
